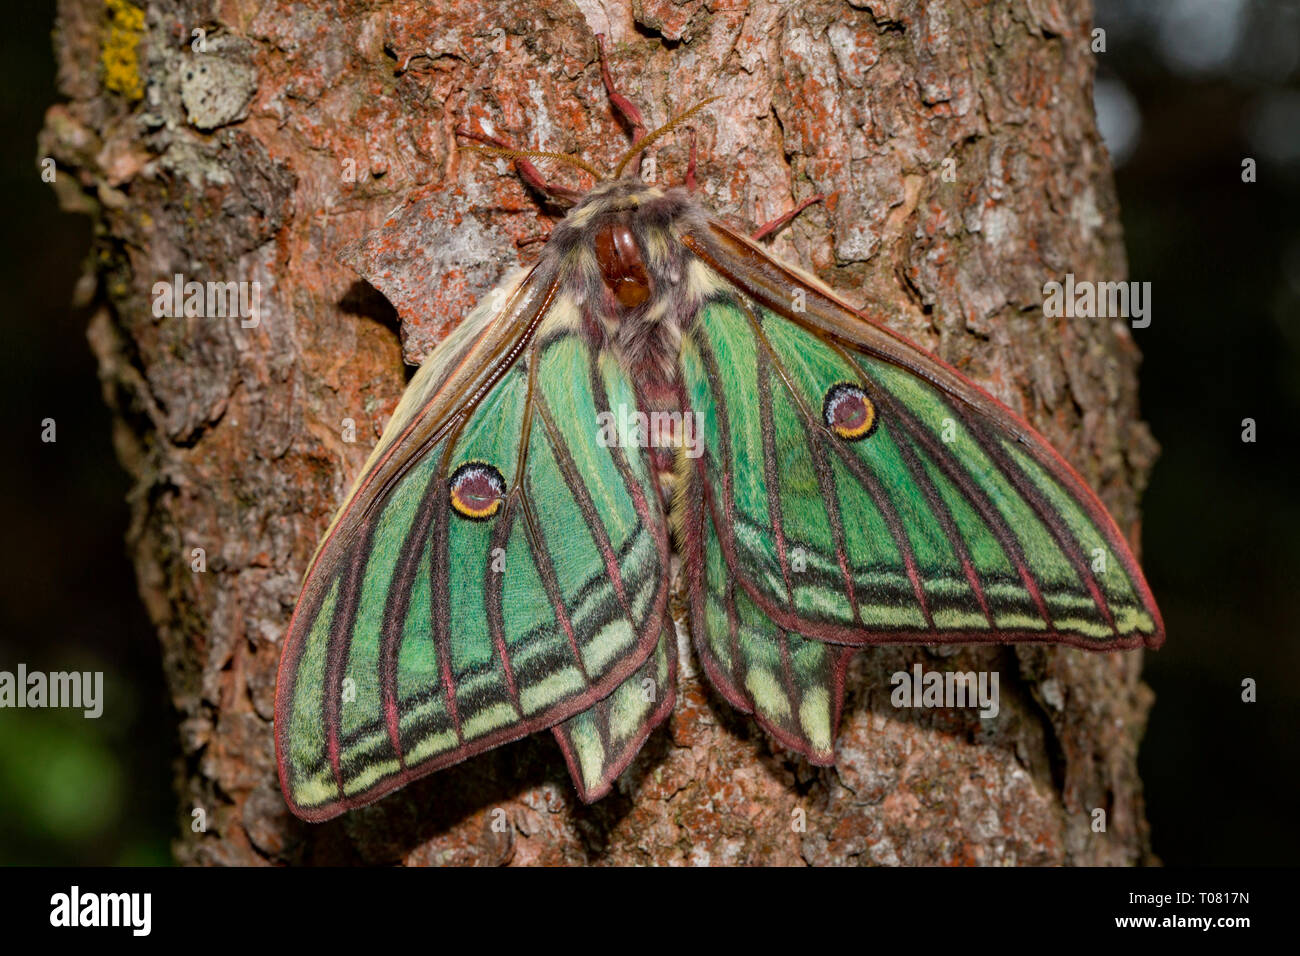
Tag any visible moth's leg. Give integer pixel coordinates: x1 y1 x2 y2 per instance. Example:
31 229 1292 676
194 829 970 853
751 193 831 241
596 33 650 179
596 34 647 144
516 233 551 250
455 127 582 205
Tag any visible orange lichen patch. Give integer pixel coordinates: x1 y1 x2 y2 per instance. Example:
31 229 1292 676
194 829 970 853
634 0 702 42
101 0 144 100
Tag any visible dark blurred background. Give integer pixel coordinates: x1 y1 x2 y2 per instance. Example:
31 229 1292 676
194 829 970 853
0 4 173 864
1 0 1296 865
1092 0 1300 865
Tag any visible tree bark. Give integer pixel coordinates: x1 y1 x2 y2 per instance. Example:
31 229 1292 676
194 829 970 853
43 0 1158 865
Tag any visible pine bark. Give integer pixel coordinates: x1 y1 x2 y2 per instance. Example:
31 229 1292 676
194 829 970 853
43 0 1158 865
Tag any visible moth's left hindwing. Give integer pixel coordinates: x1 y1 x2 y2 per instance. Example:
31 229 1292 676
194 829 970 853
275 268 670 821
552 622 677 802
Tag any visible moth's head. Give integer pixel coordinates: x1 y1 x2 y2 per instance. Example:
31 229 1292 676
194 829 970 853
457 98 715 347
456 97 717 209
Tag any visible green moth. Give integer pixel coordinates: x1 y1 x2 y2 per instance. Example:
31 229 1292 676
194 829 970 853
274 57 1163 822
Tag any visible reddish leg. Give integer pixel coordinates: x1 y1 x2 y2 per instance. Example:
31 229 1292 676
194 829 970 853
596 34 647 143
455 126 583 205
751 192 832 241
597 33 649 178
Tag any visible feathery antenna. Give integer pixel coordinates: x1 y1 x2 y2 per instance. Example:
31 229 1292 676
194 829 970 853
613 98 718 179
459 145 605 181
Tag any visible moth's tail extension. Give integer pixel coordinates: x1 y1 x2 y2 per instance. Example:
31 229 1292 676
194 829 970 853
613 98 719 179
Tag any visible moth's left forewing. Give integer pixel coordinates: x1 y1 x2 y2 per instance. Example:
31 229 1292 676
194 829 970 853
679 218 1164 652
275 263 671 821
304 266 541 573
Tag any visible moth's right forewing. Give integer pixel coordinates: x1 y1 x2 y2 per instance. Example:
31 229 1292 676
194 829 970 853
680 220 1163 653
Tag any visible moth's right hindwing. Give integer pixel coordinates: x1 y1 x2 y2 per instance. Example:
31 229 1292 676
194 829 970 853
275 271 670 821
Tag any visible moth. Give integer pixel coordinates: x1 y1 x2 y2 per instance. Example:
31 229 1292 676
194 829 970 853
275 44 1164 822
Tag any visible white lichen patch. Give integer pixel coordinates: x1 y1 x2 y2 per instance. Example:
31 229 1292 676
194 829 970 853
1070 185 1105 244
181 56 257 131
